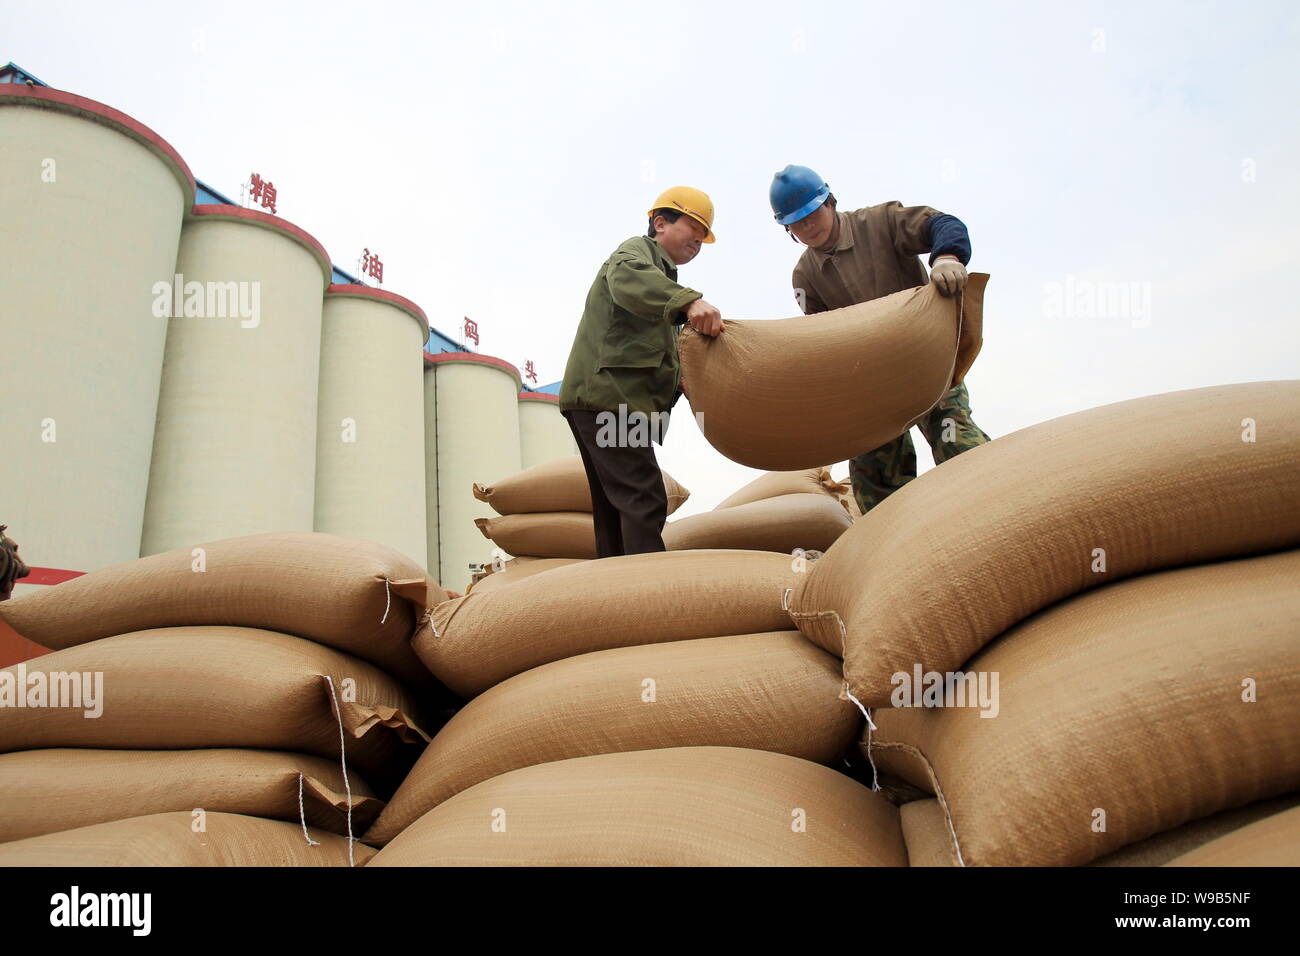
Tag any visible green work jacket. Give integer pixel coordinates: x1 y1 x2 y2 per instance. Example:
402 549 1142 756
559 236 702 428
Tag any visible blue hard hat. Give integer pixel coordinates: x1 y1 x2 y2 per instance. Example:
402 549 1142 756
770 165 830 225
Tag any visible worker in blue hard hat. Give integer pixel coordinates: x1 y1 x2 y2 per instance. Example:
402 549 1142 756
770 164 990 516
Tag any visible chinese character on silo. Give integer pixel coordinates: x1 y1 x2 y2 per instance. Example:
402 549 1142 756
361 248 384 285
524 359 538 384
248 172 277 213
463 317 479 346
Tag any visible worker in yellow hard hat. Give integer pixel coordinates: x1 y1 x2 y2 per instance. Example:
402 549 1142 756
559 186 724 557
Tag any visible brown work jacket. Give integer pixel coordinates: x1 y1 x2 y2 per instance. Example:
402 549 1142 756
791 201 940 313
791 201 983 385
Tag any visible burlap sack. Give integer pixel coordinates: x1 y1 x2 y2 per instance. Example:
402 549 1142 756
904 792 1300 868
368 746 906 866
474 512 596 559
465 557 587 595
1166 805 1300 867
0 532 445 689
0 620 48 670
679 275 988 470
0 748 384 843
1093 794 1300 866
0 627 430 795
365 631 858 845
789 381 1300 706
899 799 953 867
714 468 848 511
868 549 1300 867
0 811 373 866
664 494 851 553
414 550 804 698
473 455 690 515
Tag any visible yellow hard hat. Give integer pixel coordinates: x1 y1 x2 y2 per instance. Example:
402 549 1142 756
647 186 716 243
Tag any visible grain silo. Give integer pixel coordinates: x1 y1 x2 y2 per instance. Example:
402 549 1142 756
424 352 522 590
315 284 429 567
140 205 332 556
518 390 577 469
0 84 192 573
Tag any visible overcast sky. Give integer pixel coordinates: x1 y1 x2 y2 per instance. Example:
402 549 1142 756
5 0 1297 515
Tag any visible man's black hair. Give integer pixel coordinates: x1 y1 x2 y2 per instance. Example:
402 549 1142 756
647 207 683 238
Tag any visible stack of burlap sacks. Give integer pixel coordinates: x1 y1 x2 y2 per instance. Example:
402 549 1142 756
368 380 1300 866
6 382 1297 866
4 271 1295 867
473 457 859 590
786 380 1300 866
0 533 455 866
471 455 691 564
662 467 858 552
366 546 892 864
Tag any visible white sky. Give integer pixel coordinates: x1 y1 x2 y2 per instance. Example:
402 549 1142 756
5 0 1298 516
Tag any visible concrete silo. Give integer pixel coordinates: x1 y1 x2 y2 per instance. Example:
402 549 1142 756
518 391 577 469
140 205 332 556
424 352 522 591
0 85 193 574
315 284 429 568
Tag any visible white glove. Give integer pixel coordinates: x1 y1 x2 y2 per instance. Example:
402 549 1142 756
931 256 968 297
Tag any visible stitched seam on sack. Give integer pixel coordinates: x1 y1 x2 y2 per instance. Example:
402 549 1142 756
871 739 966 867
429 592 474 640
783 607 848 655
414 607 434 641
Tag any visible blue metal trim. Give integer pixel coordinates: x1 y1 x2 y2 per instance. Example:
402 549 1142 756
425 326 466 354
0 62 51 86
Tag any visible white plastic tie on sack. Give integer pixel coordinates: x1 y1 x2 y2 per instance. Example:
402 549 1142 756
943 796 968 868
844 685 877 732
380 578 392 625
323 675 356 867
781 587 793 611
296 773 321 846
843 684 880 792
863 715 880 793
426 596 453 640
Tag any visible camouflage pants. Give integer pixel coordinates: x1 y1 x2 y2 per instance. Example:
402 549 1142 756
850 382 990 516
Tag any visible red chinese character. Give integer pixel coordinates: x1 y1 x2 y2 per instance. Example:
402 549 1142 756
524 359 538 383
463 317 479 346
361 248 384 284
249 173 276 213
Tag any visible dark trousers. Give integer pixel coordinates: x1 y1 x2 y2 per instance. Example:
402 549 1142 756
562 409 668 558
